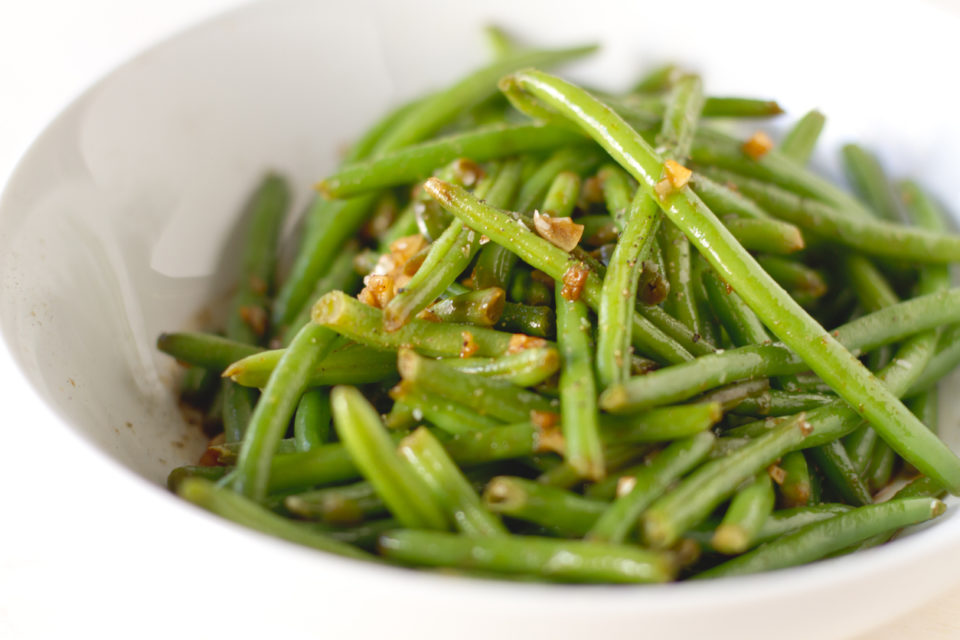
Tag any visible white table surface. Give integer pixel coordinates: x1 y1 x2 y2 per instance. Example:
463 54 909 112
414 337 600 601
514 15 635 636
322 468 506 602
2 1 959 638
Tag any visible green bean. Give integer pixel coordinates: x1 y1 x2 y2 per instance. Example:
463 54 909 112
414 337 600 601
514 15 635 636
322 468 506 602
318 124 581 199
225 173 290 345
579 214 619 246
702 168 960 264
598 164 636 229
178 478 370 560
894 475 946 500
484 476 608 536
379 529 675 583
316 519 401 551
293 388 331 452
695 379 770 412
841 144 902 222
641 413 812 548
157 332 261 372
390 384 502 435
722 216 804 255
599 403 721 444
701 269 768 346
712 472 775 554
178 365 220 405
597 196 658 386
444 422 553 466
756 256 827 301
808 442 872 505
313 290 514 357
423 179 695 364
398 349 556 424
631 64 679 93
273 195 380 329
496 301 556 338
442 346 560 387
553 281 603 480
731 390 834 417
614 94 782 120
587 432 715 544
778 110 825 165
167 464 230 492
541 171 581 217
399 427 507 536
331 386 448 529
222 382 256 442
905 324 960 396
508 269 554 306
232 324 338 500
210 438 300 463
283 242 361 345
377 44 597 151
284 481 386 525
689 503 851 549
541 445 650 492
482 25 518 58
427 287 506 327
224 342 397 389
516 147 604 213
907 388 939 436
777 450 813 507
695 498 945 579
690 172 770 220
845 254 899 312
600 287 960 413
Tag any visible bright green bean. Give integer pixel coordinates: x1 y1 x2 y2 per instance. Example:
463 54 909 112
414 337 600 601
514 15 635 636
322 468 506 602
484 476 608 536
712 472 775 554
779 110 825 165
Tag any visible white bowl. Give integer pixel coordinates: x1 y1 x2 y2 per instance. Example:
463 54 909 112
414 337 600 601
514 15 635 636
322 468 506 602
3 0 960 637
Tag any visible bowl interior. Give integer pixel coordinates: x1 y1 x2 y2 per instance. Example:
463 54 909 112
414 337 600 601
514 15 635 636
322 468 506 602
3 1 960 635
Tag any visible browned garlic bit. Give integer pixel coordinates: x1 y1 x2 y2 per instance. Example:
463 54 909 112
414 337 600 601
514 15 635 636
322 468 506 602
238 305 268 337
560 262 590 301
663 159 692 189
768 464 788 485
533 210 585 252
742 131 774 160
451 158 486 187
508 333 548 354
358 234 427 308
460 331 479 358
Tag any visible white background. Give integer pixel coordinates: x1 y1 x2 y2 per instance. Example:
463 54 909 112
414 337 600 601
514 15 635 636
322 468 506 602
3 1 960 638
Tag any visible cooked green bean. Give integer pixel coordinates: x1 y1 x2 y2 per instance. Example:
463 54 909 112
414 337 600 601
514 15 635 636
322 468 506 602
427 287 506 327
284 480 386 524
722 216 804 255
695 498 945 579
398 349 556 423
756 256 827 301
222 382 256 443
516 147 604 213
587 432 715 544
777 451 813 507
731 390 834 417
317 124 581 199
641 413 812 548
841 144 902 222
712 472 775 554
178 478 371 560
496 301 556 338
224 343 397 389
598 164 636 229
690 172 770 220
599 403 721 444
442 346 560 387
808 441 872 506
484 476 608 536
293 388 332 452
541 171 580 217
379 529 675 583
779 110 826 165
313 290 514 357
232 324 339 501
158 332 261 372
554 281 604 480
390 384 502 435
283 242 361 345
331 386 449 529
701 269 768 346
399 427 507 536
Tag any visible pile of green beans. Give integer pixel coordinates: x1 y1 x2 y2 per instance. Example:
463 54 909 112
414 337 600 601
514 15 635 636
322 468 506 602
159 31 960 584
